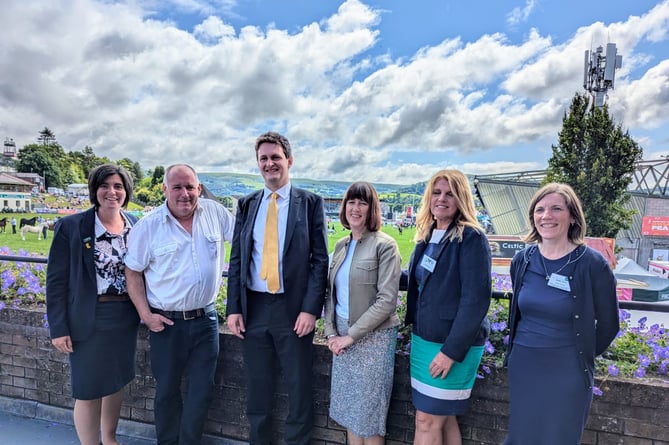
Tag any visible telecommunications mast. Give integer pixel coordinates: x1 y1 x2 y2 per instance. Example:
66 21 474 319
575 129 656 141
583 43 623 108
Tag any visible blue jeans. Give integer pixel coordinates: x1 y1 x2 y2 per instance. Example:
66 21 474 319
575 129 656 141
149 311 219 445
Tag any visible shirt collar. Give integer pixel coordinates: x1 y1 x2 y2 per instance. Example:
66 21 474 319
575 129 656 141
94 211 129 237
263 182 291 201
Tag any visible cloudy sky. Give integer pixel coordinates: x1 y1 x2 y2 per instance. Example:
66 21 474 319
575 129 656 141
2 0 668 184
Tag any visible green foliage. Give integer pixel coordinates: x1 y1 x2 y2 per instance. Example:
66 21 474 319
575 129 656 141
152 166 165 186
16 144 67 189
545 93 643 238
135 169 166 206
15 128 146 193
117 157 144 184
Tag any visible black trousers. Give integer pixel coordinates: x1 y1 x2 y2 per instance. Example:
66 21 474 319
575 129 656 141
243 292 315 445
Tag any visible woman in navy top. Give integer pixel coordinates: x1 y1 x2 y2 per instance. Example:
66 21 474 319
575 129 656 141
503 183 619 444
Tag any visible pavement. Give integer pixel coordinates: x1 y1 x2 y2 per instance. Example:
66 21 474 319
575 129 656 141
0 396 243 445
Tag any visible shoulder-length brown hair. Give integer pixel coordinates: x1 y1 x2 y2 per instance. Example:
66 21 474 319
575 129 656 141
339 181 382 232
523 182 586 245
414 169 482 243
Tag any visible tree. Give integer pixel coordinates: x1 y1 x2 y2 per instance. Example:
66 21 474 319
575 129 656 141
15 144 66 189
37 127 56 147
151 166 165 186
69 146 110 179
116 157 144 184
545 93 642 238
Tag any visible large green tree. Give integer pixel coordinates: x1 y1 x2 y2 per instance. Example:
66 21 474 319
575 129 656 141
116 157 144 184
16 144 66 189
545 93 642 238
69 146 111 180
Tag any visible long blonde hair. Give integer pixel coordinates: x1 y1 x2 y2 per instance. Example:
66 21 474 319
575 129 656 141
414 169 483 243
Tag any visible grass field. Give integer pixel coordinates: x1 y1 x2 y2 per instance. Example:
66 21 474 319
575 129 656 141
1 213 417 265
0 213 60 257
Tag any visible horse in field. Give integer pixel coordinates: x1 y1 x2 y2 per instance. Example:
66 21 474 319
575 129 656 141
21 222 49 240
0 217 6 233
19 216 38 228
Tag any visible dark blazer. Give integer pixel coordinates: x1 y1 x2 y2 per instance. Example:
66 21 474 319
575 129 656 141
46 208 138 341
226 187 328 322
405 224 492 362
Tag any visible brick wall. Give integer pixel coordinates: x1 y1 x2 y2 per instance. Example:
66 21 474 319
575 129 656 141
1 307 668 444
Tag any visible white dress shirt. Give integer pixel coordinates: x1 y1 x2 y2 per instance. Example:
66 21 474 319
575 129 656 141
248 183 291 293
125 198 235 311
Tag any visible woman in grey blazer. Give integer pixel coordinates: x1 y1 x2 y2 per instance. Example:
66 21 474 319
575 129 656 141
324 182 402 445
46 164 139 445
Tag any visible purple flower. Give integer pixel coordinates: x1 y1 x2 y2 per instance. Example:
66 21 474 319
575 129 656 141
608 364 619 376
638 354 651 368
592 386 603 396
491 321 507 332
634 367 646 378
484 340 495 355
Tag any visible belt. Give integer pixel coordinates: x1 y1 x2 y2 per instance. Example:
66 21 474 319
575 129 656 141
248 290 285 298
150 303 216 320
98 294 130 302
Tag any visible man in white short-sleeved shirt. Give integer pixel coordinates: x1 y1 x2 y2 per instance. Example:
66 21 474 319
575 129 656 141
125 164 234 444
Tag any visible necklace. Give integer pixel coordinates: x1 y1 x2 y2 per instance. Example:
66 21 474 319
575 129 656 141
539 249 573 281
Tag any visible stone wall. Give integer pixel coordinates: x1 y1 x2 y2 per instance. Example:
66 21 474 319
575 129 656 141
1 307 668 444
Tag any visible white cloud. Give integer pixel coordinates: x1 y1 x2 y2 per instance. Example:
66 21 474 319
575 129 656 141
0 0 668 185
506 0 538 27
194 16 236 43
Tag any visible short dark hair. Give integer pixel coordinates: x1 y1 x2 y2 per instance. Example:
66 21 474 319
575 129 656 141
88 164 133 208
339 181 382 232
255 132 292 159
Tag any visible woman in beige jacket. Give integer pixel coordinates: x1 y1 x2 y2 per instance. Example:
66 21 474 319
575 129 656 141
325 181 402 445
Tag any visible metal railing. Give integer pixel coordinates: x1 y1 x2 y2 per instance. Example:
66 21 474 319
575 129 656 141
1 255 668 313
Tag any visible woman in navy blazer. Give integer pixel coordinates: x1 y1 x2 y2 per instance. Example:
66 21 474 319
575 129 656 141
405 169 492 445
46 164 139 445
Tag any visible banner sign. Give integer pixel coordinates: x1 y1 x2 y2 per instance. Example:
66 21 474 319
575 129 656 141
641 216 669 236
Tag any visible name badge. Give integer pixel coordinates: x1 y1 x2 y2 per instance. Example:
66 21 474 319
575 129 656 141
548 273 571 292
420 254 437 273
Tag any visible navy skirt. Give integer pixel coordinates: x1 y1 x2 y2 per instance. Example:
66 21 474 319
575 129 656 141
504 344 592 445
69 300 140 400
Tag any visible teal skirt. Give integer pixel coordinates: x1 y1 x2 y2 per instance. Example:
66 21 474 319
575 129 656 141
410 333 484 415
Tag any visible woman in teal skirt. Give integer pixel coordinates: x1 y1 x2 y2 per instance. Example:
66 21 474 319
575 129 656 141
405 169 492 445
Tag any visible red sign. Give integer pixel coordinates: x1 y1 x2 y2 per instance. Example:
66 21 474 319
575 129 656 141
641 216 669 236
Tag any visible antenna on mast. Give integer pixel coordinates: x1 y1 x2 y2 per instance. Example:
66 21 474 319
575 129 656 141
583 42 623 108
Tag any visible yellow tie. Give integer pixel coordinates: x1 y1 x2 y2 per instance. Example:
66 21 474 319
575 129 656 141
261 192 280 293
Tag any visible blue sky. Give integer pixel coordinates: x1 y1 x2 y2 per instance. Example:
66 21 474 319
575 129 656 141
1 0 668 184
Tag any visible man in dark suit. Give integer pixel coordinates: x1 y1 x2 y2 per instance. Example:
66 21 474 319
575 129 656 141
226 132 328 445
